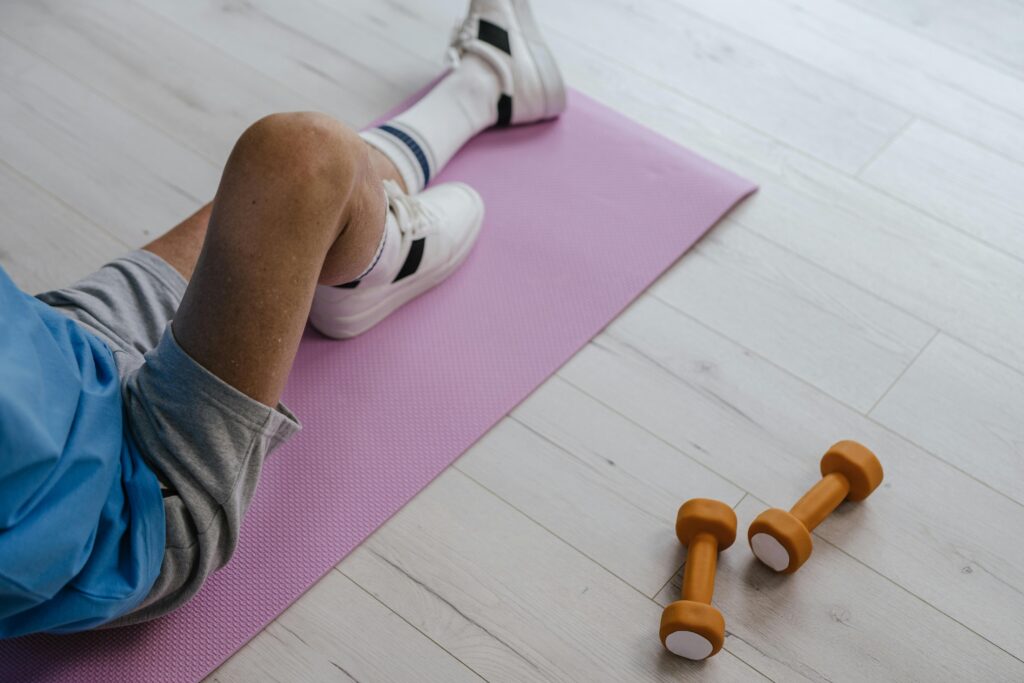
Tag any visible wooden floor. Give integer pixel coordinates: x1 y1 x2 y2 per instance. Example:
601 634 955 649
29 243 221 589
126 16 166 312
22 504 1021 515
3 0 1024 680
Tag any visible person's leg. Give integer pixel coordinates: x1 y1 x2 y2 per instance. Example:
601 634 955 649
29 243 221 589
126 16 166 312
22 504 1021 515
146 0 572 374
142 203 210 282
145 144 406 283
361 0 566 194
146 112 390 406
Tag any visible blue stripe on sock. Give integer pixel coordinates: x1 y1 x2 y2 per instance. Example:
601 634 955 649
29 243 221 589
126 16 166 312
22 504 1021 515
378 124 431 186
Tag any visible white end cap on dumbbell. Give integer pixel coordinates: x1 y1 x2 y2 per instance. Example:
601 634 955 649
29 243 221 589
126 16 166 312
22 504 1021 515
664 630 714 660
750 533 790 572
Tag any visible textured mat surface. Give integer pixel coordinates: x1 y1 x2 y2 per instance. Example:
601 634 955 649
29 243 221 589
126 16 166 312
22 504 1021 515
0 88 755 682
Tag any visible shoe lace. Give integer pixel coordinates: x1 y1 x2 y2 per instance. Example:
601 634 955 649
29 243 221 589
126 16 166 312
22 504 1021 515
384 180 437 240
446 13 479 67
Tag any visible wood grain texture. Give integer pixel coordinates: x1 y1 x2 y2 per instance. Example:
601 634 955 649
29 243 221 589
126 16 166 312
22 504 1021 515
844 0 1024 73
0 162 127 293
862 120 1024 260
211 570 482 683
0 0 312 164
649 220 936 411
341 470 766 682
669 0 1024 166
872 333 1024 506
457 386 743 596
135 0 439 129
0 33 217 247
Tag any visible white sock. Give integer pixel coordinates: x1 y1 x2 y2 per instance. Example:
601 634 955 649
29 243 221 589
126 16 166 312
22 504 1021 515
361 55 500 193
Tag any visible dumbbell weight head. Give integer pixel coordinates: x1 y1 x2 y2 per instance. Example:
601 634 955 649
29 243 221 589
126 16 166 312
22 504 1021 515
748 507 813 573
748 441 883 573
821 440 884 501
675 498 738 550
660 499 737 660
660 601 726 660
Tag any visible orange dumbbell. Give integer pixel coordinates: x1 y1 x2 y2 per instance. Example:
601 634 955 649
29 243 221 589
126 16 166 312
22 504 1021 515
660 498 737 660
748 440 883 574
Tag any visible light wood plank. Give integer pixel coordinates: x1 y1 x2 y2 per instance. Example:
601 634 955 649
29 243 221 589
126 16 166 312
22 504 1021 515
512 376 745 516
456 386 743 596
135 0 438 129
653 496 1022 682
0 0 312 164
561 294 1024 661
737 161 1024 379
843 0 1024 74
0 162 127 293
650 220 936 411
872 333 1024 506
0 33 217 247
341 470 765 682
668 0 1024 165
862 120 1024 261
208 570 481 683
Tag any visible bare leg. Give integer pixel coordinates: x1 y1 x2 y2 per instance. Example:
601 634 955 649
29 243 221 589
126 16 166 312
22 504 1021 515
146 141 406 281
144 112 397 407
143 203 211 281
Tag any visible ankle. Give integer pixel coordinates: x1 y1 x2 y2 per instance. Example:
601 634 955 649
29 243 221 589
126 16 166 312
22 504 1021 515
451 54 502 128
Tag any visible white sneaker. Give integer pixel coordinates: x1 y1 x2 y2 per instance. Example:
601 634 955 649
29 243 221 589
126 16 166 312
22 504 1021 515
449 0 567 126
310 180 485 339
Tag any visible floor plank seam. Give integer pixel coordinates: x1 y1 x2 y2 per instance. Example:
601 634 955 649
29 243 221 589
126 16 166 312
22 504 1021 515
0 22 229 171
659 0 1024 155
125 0 339 104
508 413 739 522
452 465 682 606
599 305 1024 512
864 328 940 415
332 567 489 683
728 220 1024 385
830 0 1024 83
858 171 1024 269
854 115 917 177
811 530 1024 666
548 26 901 177
0 157 134 253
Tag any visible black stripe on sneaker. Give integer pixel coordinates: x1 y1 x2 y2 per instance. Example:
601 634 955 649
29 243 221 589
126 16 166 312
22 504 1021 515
477 19 511 55
334 280 360 289
393 237 425 282
496 94 512 127
378 124 431 185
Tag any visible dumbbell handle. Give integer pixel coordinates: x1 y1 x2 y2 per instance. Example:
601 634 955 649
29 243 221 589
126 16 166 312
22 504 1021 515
789 472 850 531
681 532 718 604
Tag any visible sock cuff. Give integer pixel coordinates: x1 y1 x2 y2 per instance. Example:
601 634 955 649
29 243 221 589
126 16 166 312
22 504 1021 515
361 127 429 192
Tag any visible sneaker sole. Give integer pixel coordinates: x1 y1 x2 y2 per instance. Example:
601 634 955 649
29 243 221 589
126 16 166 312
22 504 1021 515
309 185 485 340
509 0 566 121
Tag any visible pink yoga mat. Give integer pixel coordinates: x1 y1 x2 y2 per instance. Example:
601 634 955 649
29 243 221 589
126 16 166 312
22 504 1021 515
1 88 755 682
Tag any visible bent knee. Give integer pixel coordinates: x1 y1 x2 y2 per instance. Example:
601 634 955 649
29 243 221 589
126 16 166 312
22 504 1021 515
230 112 366 190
